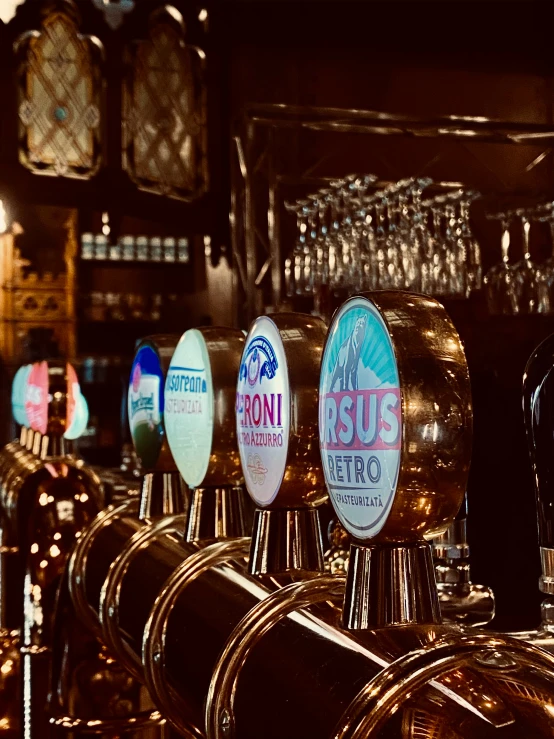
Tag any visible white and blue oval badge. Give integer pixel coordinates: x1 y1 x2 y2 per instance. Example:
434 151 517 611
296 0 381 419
319 296 402 539
164 330 214 488
236 316 290 507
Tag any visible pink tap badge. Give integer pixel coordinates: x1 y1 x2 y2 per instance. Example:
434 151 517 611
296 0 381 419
25 361 49 434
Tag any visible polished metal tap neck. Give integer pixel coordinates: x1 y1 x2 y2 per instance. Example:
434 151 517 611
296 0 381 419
343 540 441 630
185 485 250 542
540 547 554 594
248 507 324 576
433 521 496 627
541 595 554 632
40 433 72 460
433 517 470 585
138 470 188 520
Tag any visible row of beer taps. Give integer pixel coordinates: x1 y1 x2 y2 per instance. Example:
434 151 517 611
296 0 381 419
0 295 554 737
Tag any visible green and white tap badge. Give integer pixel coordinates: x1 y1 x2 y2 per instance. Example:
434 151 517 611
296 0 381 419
236 316 290 506
128 345 164 469
164 330 213 487
12 364 31 427
319 297 402 539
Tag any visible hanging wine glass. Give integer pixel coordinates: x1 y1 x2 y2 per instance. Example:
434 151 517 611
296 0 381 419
459 190 482 297
429 199 450 296
484 215 517 315
407 177 433 293
511 210 538 314
535 204 554 315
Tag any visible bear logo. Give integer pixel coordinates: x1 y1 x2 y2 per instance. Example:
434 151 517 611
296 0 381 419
329 313 368 392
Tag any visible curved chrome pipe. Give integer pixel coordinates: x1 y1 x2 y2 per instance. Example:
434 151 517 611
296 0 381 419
205 574 345 739
144 538 251 736
65 501 554 739
334 633 554 739
99 514 187 680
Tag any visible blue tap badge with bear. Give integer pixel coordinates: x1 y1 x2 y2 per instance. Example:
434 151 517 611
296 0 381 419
319 296 402 539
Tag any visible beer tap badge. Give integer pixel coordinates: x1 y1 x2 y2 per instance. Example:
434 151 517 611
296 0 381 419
128 345 164 469
164 330 213 488
319 297 402 539
65 364 89 441
25 361 48 434
12 364 31 427
236 316 290 506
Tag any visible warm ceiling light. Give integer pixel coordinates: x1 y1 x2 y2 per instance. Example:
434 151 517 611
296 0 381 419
0 0 25 24
198 8 208 21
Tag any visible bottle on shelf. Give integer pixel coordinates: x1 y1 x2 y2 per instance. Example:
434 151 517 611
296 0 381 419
149 236 162 262
121 235 135 261
94 234 108 260
109 239 121 261
81 232 94 260
136 235 149 262
162 236 176 262
177 237 189 263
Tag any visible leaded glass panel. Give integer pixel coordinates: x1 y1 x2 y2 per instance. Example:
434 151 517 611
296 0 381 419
16 7 103 178
123 7 208 201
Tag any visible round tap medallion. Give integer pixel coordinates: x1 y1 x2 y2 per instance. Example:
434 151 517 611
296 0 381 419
164 330 213 488
12 364 31 427
236 316 289 507
128 344 165 469
65 364 89 441
319 296 402 539
25 361 49 434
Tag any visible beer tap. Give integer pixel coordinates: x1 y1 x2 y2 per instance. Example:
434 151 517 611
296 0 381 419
433 492 496 627
50 337 190 734
236 313 328 577
17 361 104 738
56 302 554 739
164 327 250 542
127 336 188 520
319 292 472 629
522 331 554 646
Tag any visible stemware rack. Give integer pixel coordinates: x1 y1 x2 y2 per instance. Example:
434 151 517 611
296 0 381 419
231 103 554 324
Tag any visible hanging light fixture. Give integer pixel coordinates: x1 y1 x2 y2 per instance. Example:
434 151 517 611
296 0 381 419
0 0 25 24
92 0 134 30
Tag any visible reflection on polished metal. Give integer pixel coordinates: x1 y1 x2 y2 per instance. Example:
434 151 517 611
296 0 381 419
324 519 350 576
139 470 187 519
248 508 324 575
165 327 249 542
238 313 328 576
99 514 187 680
186 486 248 542
143 537 250 737
319 292 472 629
344 541 440 630
68 499 138 637
64 472 554 738
206 574 345 739
433 496 495 627
333 633 554 739
59 500 167 736
540 547 554 594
